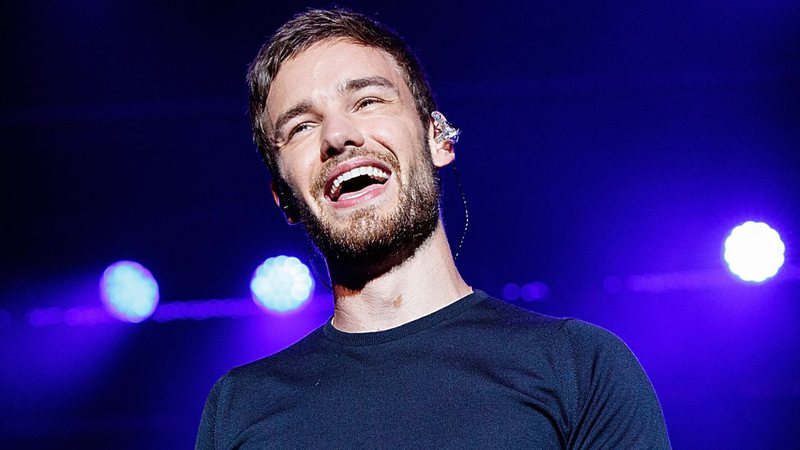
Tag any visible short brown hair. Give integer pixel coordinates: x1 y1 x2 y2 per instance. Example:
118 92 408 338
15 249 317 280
247 8 437 174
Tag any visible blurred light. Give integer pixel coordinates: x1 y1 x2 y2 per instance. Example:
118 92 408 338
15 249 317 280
502 281 549 302
251 256 314 313
724 221 785 283
152 298 259 322
28 307 63 327
100 261 159 323
64 306 113 326
521 282 550 301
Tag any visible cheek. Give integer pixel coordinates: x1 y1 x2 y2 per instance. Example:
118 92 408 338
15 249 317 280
368 115 424 158
282 154 322 202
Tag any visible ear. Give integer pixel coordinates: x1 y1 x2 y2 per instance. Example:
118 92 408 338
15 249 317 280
427 116 456 169
270 180 300 225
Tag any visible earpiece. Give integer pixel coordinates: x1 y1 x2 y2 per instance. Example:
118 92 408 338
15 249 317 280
431 111 462 145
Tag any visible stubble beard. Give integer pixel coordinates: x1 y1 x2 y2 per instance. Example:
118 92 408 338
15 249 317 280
286 140 441 269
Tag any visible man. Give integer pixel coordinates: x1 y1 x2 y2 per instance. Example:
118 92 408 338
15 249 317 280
197 8 670 449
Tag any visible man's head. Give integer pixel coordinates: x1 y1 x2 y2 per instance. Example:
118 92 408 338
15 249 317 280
248 8 437 174
247 9 456 269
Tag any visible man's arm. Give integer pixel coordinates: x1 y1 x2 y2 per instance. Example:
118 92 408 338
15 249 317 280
196 375 225 450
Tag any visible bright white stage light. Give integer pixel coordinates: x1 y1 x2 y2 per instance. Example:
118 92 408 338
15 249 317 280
723 221 785 283
251 256 314 313
100 261 159 323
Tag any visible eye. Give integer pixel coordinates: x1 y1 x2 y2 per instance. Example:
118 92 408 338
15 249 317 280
355 97 384 110
286 122 314 141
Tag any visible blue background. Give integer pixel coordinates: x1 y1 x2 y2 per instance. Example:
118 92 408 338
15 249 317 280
2 1 799 448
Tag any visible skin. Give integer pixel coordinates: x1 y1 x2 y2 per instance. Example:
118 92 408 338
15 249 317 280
265 39 471 332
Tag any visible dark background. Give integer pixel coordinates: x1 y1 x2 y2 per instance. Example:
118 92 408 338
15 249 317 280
2 1 799 448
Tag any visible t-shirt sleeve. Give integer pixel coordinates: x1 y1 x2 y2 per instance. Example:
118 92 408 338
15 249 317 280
560 319 671 449
195 374 227 450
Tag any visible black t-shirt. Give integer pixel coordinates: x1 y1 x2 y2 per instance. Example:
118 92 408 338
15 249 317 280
196 290 670 449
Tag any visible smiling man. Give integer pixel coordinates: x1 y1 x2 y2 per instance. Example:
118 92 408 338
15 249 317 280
196 8 670 449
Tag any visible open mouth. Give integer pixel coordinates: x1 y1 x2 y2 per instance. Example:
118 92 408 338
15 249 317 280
326 163 391 202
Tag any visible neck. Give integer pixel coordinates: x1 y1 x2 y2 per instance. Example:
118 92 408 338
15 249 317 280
328 222 471 333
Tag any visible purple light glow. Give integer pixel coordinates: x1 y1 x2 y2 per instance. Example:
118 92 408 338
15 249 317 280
100 261 159 323
151 299 260 322
28 307 64 327
521 282 550 302
502 282 550 302
64 307 114 326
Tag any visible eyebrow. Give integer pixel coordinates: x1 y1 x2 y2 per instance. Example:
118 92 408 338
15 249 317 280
272 100 314 141
272 76 400 140
339 76 398 94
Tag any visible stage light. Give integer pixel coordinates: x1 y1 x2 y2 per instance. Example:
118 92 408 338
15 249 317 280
100 261 159 323
251 256 314 313
723 221 785 283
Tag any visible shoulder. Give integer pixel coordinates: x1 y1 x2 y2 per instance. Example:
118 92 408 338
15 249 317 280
204 324 331 412
469 292 633 357
472 295 645 388
465 294 640 386
466 291 567 331
226 325 328 383
553 318 654 403
197 325 330 448
558 318 637 365
468 293 670 447
453 292 585 363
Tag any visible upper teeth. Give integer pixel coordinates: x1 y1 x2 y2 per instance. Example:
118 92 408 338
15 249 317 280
330 166 390 196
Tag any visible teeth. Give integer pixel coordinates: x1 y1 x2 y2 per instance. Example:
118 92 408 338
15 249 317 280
328 165 390 199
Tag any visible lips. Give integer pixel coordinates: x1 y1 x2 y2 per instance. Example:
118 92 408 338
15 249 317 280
324 158 393 203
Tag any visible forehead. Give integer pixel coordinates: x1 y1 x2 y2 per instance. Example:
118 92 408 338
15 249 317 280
266 39 409 121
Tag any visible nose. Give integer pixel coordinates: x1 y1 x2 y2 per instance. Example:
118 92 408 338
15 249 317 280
319 114 364 160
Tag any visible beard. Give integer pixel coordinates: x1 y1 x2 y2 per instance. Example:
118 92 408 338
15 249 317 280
283 139 441 267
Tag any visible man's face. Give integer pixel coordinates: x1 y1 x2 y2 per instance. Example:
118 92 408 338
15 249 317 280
265 39 444 262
